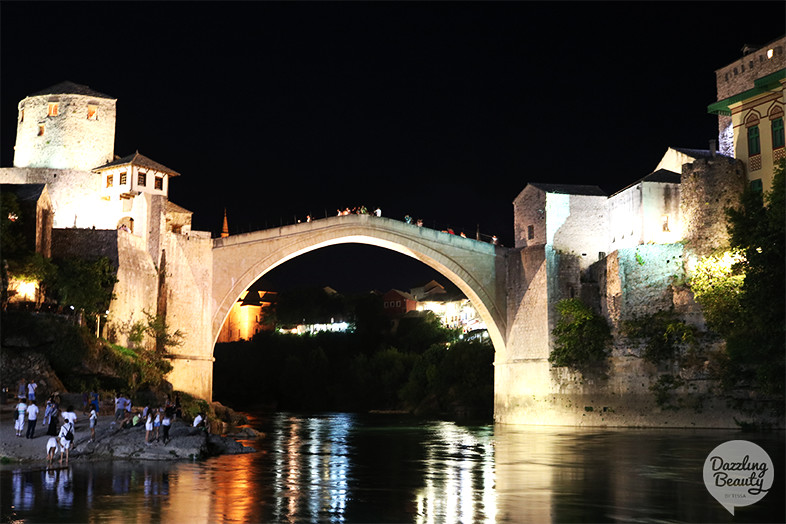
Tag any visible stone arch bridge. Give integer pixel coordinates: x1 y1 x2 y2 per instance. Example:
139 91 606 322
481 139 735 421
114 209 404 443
211 215 508 353
166 213 554 425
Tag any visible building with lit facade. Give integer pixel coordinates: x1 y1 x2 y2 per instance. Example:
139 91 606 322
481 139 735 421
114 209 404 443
216 290 276 342
708 36 785 192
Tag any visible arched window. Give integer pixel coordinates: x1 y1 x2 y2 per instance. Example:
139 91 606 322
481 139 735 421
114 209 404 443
770 106 784 150
746 112 761 156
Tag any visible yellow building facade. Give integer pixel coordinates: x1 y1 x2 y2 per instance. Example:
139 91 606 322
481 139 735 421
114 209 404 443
709 36 785 192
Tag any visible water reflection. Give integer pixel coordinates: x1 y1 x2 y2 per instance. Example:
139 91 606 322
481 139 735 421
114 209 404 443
2 415 784 523
415 421 496 523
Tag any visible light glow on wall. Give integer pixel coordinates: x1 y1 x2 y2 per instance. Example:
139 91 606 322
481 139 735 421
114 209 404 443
9 279 37 302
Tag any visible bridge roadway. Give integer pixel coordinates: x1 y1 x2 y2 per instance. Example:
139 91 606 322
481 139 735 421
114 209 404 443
211 214 508 355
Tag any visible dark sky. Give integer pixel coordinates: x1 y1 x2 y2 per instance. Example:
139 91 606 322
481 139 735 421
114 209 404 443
2 2 784 293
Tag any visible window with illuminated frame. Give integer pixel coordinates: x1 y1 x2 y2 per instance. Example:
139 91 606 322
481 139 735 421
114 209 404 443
771 113 784 150
747 125 761 156
154 176 163 190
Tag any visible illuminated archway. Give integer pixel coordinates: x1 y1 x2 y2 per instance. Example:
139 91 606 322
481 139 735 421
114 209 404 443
212 215 507 360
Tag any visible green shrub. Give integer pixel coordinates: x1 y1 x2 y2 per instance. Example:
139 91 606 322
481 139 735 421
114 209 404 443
549 299 612 372
622 309 696 364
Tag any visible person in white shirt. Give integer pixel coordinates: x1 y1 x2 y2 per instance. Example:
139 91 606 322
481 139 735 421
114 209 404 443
58 421 74 465
14 399 27 437
88 408 97 442
25 401 40 439
27 380 37 401
192 413 204 428
61 406 77 444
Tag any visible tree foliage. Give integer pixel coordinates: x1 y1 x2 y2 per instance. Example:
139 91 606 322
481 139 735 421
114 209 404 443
50 256 118 316
720 160 785 397
689 160 785 398
622 308 696 364
142 309 185 353
549 298 612 372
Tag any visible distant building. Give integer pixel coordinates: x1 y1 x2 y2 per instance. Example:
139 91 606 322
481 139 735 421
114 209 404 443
382 289 418 317
385 280 488 334
216 290 276 342
708 36 785 192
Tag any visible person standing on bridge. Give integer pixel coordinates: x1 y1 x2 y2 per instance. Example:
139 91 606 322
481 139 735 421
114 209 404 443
374 207 382 217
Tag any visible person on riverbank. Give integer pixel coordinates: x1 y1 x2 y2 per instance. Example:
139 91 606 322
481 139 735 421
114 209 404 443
145 411 154 444
25 400 39 439
161 408 172 444
16 378 26 400
46 397 60 436
58 420 74 465
15 398 27 437
153 408 161 441
114 394 126 421
61 406 77 444
90 390 99 413
89 408 97 442
43 395 55 427
27 380 37 401
46 436 60 466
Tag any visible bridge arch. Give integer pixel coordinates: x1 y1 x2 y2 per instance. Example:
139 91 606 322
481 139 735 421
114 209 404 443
212 214 507 357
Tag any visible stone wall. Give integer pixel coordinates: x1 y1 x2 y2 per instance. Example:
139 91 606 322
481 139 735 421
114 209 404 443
0 167 115 229
504 245 548 361
512 186 546 248
679 156 747 262
714 36 785 102
14 92 116 172
160 231 214 400
549 193 608 269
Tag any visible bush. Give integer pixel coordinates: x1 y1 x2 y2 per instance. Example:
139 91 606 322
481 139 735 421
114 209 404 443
622 309 696 364
548 299 611 372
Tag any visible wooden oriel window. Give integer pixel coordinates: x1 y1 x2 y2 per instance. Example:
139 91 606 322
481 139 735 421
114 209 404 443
106 174 114 188
154 176 164 190
138 172 147 186
119 172 127 185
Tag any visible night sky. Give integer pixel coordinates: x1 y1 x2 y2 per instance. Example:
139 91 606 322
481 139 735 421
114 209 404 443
2 2 784 293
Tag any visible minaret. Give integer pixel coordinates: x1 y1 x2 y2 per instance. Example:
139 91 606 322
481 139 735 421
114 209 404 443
221 209 229 238
14 81 117 171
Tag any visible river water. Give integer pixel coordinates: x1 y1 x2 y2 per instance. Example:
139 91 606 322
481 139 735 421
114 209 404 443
2 412 783 523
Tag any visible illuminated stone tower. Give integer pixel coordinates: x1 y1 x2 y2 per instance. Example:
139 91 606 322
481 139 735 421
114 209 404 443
13 81 117 171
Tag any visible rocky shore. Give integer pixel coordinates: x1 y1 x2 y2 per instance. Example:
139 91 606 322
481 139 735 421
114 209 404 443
0 403 259 465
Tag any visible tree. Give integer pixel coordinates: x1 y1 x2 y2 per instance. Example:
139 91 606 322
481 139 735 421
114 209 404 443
142 309 185 354
549 298 612 372
721 160 785 397
50 256 118 317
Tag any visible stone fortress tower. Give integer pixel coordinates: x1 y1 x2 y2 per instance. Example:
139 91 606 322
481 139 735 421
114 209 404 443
13 81 117 172
1 81 216 400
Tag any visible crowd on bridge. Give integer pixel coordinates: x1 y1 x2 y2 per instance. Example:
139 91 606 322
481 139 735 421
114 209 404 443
300 205 500 245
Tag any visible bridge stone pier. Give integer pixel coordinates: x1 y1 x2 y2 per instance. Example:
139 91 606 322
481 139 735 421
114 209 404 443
211 215 509 356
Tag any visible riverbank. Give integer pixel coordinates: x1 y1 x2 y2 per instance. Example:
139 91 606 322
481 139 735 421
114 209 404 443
0 402 258 465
